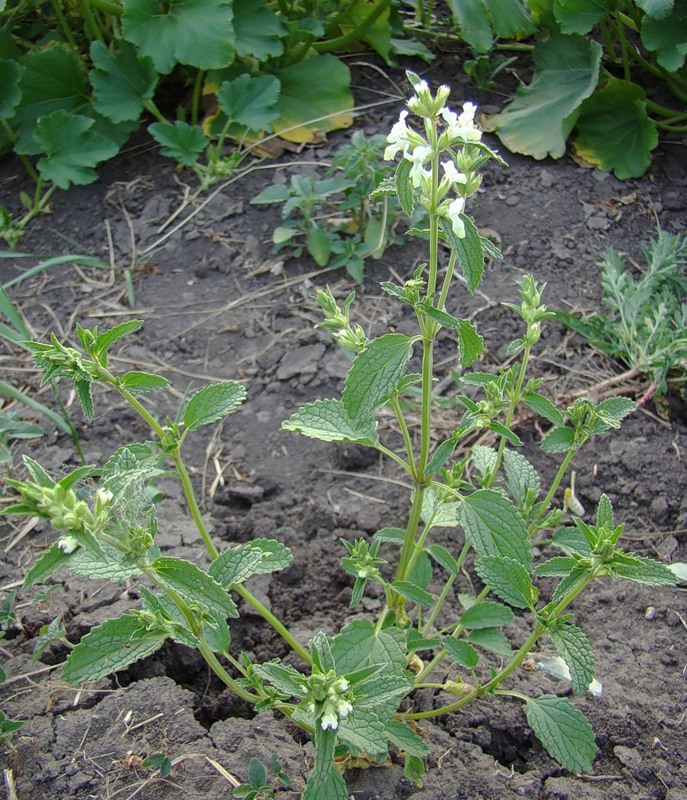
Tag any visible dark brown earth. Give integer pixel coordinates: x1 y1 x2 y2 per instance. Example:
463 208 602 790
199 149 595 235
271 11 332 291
1 54 686 800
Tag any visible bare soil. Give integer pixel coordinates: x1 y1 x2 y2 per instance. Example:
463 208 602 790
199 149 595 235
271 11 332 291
1 55 686 800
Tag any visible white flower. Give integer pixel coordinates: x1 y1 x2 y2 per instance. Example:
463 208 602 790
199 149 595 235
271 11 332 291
338 700 353 719
446 197 466 238
407 144 432 187
441 160 467 187
384 110 410 160
441 102 481 143
321 711 339 730
57 535 79 554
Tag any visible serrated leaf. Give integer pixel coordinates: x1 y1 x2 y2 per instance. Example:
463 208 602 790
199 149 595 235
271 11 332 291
589 396 635 433
552 526 593 557
447 0 495 53
94 319 144 353
549 623 595 695
122 0 235 74
209 546 264 587
395 158 415 217
216 73 281 132
541 426 576 454
553 0 613 34
282 398 378 444
459 601 514 630
76 380 95 420
533 556 579 577
423 307 483 367
120 371 170 394
386 719 429 757
233 0 285 59
573 79 658 179
140 587 196 648
254 659 307 698
330 619 406 676
306 226 332 266
503 449 541 505
152 557 238 617
184 380 246 432
467 627 512 656
373 527 406 544
475 555 538 609
148 120 207 166
342 333 413 423
90 41 158 123
426 544 457 576
390 581 435 607
23 542 72 589
641 2 687 70
302 727 349 800
457 489 532 566
609 553 678 586
525 694 596 772
61 613 167 685
522 392 564 426
472 445 498 480
34 111 119 189
487 34 602 159
69 547 141 581
0 59 21 118
443 636 479 669
439 213 484 293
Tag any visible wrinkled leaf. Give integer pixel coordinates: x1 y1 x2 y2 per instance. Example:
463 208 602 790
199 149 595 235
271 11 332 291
282 398 378 444
525 694 596 772
184 380 247 432
90 40 158 123
148 120 207 166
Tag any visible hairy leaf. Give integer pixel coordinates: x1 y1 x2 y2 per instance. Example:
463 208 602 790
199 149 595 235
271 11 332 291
475 555 538 609
23 542 72 589
457 490 531 566
390 581 435 607
550 623 596 695
184 380 246 432
121 371 170 394
439 213 484 293
386 719 429 757
467 627 512 656
443 636 479 669
459 600 514 630
609 552 678 585
151 557 238 617
503 449 541 505
525 694 596 772
282 398 378 444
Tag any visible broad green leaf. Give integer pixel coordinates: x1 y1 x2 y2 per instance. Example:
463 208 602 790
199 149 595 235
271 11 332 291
337 707 390 756
330 619 406 676
553 0 614 34
282 398 378 444
486 0 535 37
13 44 89 153
232 0 286 60
249 538 293 573
61 613 167 685
251 184 290 204
636 0 674 18
541 426 576 454
122 0 235 74
609 552 678 586
93 319 144 353
439 214 484 293
525 695 596 772
459 600 514 629
574 80 658 178
184 380 246 432
488 34 602 159
342 333 413 422
140 587 196 648
254 660 307 697
425 544 458 575
471 445 498 481
148 120 207 166
0 59 21 118
68 546 142 581
34 111 119 189
549 623 595 695
270 55 353 143
306 226 332 267
390 581 435 607
23 542 72 589
552 525 592 557
533 556 579 577
310 631 336 673
467 627 512 656
589 397 636 433
90 40 158 123
209 546 264 587
347 0 393 61
641 3 687 70
409 551 433 590
216 73 281 132
423 306 483 367
302 727 348 800
475 554 538 609
386 719 429 757
443 636 479 669
457 489 531 566
151 556 238 617
121 371 170 394
395 158 415 217
503 449 541 505
447 0 494 53
488 421 522 447
522 392 564 426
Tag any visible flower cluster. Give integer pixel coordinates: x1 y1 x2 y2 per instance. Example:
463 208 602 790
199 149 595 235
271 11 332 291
306 670 354 731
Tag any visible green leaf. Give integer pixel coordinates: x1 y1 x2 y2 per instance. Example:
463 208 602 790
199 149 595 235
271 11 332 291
573 80 658 178
590 396 636 433
447 0 495 53
459 601 514 630
488 34 602 159
121 371 170 394
232 0 286 60
386 718 429 758
553 0 614 34
342 333 413 422
61 613 167 685
184 380 247 432
549 623 596 695
533 556 579 577
503 449 541 505
552 525 593 557
282 398 378 444
636 0 674 19
254 659 307 698
148 120 207 166
23 542 72 589
247 757 267 788
423 307 483 367
608 553 678 586
525 695 596 772
306 226 332 267
251 184 290 204
143 753 173 777
467 627 512 656
522 392 564 426
302 727 348 800
0 59 21 118
485 0 536 37
390 581 435 607
209 545 264 587
122 0 235 74
90 40 158 123
330 619 406 676
216 73 281 133
439 213 484 293
76 380 95 420
93 319 144 353
457 489 532 566
541 426 576 454
443 636 479 669
270 55 353 143
151 556 238 617
395 158 415 217
488 421 522 447
33 111 119 189
426 544 458 576
475 555 538 609
641 2 687 70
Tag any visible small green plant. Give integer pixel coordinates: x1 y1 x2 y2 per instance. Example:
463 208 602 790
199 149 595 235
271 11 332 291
555 230 687 401
2 75 678 798
251 131 400 279
0 412 43 466
233 755 290 799
0 592 24 742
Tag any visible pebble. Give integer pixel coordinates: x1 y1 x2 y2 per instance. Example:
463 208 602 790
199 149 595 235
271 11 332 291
540 169 556 187
276 343 326 380
613 744 641 768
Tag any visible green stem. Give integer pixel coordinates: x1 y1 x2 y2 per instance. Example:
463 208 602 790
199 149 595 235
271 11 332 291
191 70 205 127
421 539 470 638
645 98 687 120
143 100 168 126
198 640 262 703
87 0 123 16
615 14 632 82
390 395 416 477
312 0 392 54
436 250 457 313
82 0 107 44
394 485 427 590
529 446 578 534
170 451 220 558
49 0 79 49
